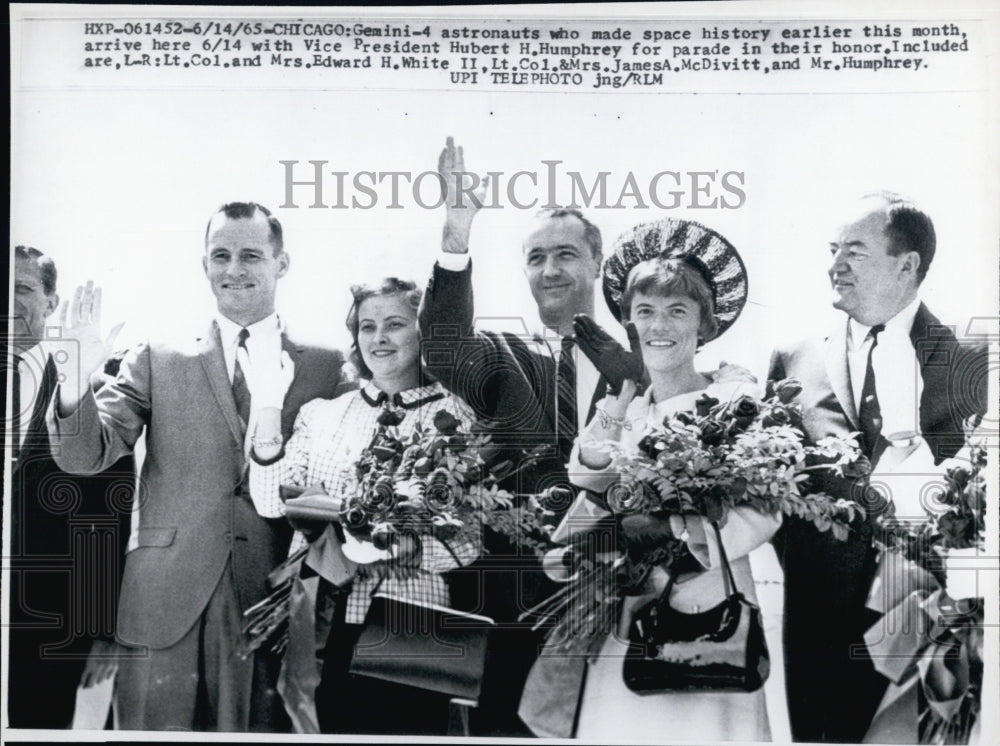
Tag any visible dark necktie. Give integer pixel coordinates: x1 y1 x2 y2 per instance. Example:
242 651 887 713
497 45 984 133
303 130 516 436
556 336 577 460
11 353 23 461
857 324 886 458
232 328 251 427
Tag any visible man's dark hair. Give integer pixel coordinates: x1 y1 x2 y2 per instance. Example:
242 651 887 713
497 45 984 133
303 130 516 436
15 245 58 295
205 202 284 254
864 191 936 283
533 207 602 259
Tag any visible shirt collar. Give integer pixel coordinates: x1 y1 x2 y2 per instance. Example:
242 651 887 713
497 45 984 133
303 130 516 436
360 380 446 409
215 312 282 346
847 295 921 349
14 341 48 366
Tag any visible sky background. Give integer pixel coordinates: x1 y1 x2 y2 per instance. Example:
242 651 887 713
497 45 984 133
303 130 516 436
10 3 998 387
6 3 999 738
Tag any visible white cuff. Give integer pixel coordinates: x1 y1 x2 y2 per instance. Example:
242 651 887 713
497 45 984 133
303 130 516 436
437 253 471 272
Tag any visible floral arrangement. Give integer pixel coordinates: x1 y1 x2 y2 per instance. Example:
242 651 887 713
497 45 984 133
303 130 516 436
601 379 865 537
525 379 867 651
240 403 553 657
340 406 552 563
863 416 986 745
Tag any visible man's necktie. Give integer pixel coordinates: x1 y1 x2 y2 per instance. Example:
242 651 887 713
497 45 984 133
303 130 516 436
858 323 886 458
232 328 251 427
11 353 23 461
556 336 577 460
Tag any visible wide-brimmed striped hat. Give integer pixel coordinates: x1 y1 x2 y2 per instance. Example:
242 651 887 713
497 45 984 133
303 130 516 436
603 218 748 337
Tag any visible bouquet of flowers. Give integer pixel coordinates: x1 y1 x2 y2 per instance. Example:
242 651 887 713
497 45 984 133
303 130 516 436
239 403 552 657
863 416 986 745
339 406 552 566
524 378 866 652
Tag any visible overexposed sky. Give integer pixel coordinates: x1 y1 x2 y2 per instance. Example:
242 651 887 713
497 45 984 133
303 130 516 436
10 4 998 383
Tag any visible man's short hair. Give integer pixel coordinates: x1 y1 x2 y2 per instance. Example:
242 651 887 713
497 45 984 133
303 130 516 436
15 245 58 295
533 207 602 259
204 202 284 254
863 191 936 283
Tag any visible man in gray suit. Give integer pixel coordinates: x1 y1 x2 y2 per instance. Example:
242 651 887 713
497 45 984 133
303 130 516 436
48 203 346 731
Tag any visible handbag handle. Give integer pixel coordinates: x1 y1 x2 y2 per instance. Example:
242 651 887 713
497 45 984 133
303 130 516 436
710 521 740 598
655 518 741 604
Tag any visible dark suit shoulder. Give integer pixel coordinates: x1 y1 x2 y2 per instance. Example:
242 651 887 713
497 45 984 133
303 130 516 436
290 342 345 366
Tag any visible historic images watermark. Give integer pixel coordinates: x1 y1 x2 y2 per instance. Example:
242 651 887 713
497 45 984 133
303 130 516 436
279 160 748 211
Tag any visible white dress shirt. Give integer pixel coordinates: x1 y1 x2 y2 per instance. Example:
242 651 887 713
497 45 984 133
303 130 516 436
846 295 923 439
215 312 283 383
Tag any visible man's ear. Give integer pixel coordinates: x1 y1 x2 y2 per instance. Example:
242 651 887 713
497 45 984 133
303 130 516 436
593 253 603 278
202 255 209 276
900 251 920 278
277 251 290 278
44 292 60 318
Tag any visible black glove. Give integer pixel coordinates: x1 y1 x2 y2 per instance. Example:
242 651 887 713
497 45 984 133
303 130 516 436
573 314 644 396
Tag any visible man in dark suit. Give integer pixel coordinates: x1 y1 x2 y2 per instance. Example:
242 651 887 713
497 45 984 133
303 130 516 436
768 192 988 742
418 141 611 737
47 203 348 731
7 245 135 729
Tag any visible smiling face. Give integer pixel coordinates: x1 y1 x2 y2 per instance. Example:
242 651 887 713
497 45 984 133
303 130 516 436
828 202 920 326
203 212 288 326
13 253 59 353
627 291 704 375
356 293 421 391
523 215 601 333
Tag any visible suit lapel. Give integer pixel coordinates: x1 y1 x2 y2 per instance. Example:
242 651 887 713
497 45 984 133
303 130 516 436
13 355 57 476
910 302 950 436
823 319 860 429
279 333 307 436
198 321 245 447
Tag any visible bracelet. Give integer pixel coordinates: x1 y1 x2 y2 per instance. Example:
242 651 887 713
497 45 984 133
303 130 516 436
594 406 631 431
251 435 284 450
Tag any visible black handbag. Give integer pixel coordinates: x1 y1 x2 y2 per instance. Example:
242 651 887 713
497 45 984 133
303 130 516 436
349 596 495 700
623 522 770 692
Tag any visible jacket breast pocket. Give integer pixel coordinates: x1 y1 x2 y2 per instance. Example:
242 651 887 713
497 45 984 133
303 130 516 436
129 527 177 552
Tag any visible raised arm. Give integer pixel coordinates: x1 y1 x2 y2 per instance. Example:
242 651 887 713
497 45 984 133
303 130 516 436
439 135 488 257
53 282 123 415
47 340 149 475
419 137 501 399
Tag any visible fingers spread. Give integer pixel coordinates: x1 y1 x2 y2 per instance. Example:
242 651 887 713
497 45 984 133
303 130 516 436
92 285 102 326
71 285 84 326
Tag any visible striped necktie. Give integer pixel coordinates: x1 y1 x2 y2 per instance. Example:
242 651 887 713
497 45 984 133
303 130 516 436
858 323 885 458
556 336 577 460
232 328 251 427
